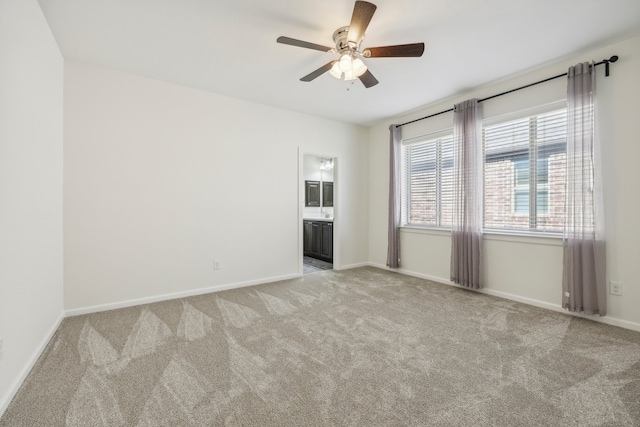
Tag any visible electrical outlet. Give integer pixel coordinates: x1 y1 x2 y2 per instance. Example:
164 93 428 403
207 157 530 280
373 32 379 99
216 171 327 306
214 259 220 270
610 281 623 296
0 337 3 361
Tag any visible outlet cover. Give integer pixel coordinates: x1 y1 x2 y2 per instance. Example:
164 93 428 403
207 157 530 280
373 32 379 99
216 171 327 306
610 281 623 296
214 260 220 270
0 337 3 361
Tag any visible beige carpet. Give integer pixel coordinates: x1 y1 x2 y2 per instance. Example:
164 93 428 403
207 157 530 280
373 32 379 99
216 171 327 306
1 267 639 426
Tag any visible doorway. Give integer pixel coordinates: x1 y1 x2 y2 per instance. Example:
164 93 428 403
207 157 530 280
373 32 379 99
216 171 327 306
301 154 336 275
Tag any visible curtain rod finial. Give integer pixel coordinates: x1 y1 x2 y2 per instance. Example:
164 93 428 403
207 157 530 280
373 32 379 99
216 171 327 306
604 55 618 77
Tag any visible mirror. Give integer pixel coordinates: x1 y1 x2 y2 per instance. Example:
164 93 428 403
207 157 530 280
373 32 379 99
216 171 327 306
305 181 320 207
303 155 335 217
322 182 333 207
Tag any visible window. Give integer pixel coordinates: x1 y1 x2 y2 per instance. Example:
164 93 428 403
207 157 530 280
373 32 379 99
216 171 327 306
513 156 549 215
401 105 567 235
401 133 453 228
484 108 566 233
513 157 530 214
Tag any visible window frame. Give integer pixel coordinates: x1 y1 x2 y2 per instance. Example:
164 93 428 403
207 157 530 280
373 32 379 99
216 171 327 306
483 102 567 234
401 129 453 229
400 101 567 237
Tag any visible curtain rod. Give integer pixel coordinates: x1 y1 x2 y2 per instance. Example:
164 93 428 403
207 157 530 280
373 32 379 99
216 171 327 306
397 55 619 128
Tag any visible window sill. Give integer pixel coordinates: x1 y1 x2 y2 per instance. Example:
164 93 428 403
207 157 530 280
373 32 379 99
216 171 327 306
399 226 450 237
483 230 562 246
399 225 562 246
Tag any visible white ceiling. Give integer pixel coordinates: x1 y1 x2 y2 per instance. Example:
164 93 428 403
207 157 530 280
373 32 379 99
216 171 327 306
38 0 640 126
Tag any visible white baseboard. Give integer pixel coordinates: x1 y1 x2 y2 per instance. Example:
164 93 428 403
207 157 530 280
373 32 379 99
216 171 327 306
65 272 301 317
0 312 65 417
368 262 640 333
336 261 370 271
480 287 640 332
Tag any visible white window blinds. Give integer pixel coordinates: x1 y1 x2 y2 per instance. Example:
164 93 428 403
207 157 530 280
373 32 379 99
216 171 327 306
483 108 567 233
402 134 454 228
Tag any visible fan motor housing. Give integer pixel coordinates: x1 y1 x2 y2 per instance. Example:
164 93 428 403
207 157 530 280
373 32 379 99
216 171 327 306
333 26 362 53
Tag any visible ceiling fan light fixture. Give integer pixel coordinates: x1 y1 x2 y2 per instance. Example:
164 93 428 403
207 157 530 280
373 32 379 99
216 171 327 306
352 58 367 77
332 54 367 81
343 69 357 81
329 62 343 79
339 54 353 72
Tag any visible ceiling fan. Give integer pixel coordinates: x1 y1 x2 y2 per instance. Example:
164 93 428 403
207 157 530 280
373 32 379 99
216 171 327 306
277 0 424 88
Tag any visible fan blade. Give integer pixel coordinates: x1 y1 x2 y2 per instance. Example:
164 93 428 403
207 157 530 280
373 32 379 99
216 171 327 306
277 36 332 53
358 69 379 88
347 1 377 47
364 43 425 58
300 62 336 82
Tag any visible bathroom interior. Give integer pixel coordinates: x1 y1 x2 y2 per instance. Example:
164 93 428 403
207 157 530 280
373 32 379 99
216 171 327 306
303 155 334 274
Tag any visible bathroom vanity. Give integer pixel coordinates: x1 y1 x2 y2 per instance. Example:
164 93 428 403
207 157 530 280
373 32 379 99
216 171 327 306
303 218 333 262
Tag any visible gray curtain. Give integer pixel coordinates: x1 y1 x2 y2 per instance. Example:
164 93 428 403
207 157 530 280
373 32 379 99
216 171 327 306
387 124 402 268
450 99 483 288
562 62 606 316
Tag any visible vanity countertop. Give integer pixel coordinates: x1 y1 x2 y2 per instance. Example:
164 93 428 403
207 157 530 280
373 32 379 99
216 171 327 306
303 217 333 222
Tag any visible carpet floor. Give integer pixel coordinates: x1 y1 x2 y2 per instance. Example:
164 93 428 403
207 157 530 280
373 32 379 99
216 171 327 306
1 267 639 426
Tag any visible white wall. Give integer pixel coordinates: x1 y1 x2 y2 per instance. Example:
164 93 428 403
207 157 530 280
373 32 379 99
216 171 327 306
0 0 64 413
304 155 322 182
369 35 640 330
64 61 368 311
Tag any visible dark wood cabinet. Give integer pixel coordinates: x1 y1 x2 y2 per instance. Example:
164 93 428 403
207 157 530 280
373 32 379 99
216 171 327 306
305 181 320 207
311 222 321 256
303 221 313 254
321 222 333 260
303 220 333 263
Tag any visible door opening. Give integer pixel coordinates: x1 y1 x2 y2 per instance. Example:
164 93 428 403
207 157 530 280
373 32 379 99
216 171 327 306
301 154 335 275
